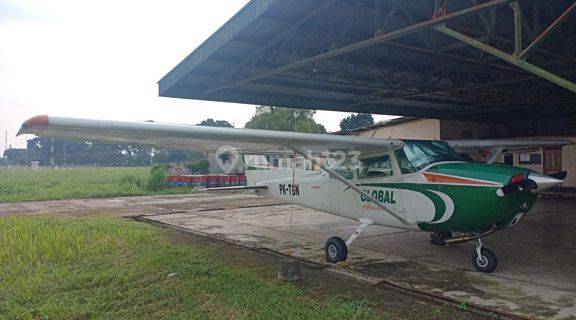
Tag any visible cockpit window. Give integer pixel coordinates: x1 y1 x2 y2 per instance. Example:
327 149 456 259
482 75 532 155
358 155 393 178
395 140 463 173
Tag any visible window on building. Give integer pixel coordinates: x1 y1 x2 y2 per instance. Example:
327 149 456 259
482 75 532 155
519 153 541 165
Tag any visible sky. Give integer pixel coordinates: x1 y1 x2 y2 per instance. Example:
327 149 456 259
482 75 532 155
0 0 396 155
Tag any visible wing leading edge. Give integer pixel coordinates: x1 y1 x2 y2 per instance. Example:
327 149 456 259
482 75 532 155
18 115 403 155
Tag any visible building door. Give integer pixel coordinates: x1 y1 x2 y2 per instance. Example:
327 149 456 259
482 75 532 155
543 149 562 174
504 154 513 165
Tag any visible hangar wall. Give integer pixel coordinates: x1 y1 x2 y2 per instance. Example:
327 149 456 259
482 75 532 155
562 145 576 187
439 120 507 140
355 119 441 140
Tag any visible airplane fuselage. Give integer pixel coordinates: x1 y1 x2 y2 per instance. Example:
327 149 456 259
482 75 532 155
249 161 539 233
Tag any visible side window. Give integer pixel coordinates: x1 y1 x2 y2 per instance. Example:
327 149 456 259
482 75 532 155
394 149 417 174
332 167 354 179
358 155 393 178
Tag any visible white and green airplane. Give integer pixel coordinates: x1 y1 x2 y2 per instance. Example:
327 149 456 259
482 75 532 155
19 115 570 272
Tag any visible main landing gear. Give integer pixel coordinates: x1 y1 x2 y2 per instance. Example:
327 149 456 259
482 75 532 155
325 218 373 263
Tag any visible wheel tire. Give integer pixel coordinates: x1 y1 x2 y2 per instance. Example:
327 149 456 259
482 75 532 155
430 231 452 245
472 247 498 273
325 236 348 263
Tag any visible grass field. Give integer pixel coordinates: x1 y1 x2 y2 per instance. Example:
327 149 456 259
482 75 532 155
0 216 381 319
0 167 186 203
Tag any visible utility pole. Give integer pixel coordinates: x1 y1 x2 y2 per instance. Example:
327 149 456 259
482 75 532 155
50 138 55 168
4 130 7 169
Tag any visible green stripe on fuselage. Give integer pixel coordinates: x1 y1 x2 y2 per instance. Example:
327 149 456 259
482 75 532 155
359 183 536 232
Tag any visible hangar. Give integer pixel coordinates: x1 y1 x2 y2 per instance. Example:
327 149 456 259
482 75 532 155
158 0 576 187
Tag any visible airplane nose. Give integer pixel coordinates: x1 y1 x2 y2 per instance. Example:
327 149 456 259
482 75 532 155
528 172 563 192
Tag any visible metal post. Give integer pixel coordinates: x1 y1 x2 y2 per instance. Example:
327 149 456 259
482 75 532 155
374 0 383 35
510 2 522 56
3 130 7 168
518 1 576 59
434 24 576 94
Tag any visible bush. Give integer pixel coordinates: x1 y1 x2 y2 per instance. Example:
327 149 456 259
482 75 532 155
151 164 171 175
185 159 209 174
119 175 146 189
146 165 169 191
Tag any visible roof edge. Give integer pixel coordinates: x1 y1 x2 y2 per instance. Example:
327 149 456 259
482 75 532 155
158 0 281 95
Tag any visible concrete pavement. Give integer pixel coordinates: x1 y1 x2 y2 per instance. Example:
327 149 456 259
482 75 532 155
1 193 574 319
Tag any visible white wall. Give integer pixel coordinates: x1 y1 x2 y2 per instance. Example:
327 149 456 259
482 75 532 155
562 144 576 188
355 119 441 140
440 120 507 140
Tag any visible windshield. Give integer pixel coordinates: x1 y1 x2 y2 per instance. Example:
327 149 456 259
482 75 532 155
395 140 463 173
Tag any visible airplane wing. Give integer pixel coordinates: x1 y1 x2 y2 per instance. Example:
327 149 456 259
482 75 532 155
447 139 572 150
18 115 403 155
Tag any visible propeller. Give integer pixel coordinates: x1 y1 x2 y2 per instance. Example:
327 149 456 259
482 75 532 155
528 172 564 192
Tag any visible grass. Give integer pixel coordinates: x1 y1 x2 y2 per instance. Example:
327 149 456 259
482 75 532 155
0 216 382 319
0 167 187 203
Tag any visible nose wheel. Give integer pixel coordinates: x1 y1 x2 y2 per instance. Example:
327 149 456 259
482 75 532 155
472 239 498 273
324 218 373 264
325 237 348 263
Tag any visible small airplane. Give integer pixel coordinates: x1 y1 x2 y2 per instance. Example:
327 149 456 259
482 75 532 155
19 115 570 272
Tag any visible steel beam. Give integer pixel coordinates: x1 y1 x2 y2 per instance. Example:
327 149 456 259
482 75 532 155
510 2 523 56
518 1 576 59
194 0 516 97
229 0 333 80
434 25 576 94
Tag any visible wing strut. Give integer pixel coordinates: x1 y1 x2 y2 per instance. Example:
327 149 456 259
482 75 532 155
486 146 504 164
290 146 415 227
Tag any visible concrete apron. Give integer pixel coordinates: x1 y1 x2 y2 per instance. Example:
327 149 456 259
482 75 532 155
142 194 575 320
2 193 575 319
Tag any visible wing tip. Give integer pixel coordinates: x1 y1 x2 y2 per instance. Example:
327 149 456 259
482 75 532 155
18 115 49 136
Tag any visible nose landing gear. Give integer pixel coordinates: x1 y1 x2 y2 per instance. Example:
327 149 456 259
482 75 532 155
430 231 453 245
472 238 498 273
324 218 373 263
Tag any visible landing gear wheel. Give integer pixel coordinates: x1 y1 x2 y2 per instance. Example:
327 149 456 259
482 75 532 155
430 231 453 245
325 236 348 263
472 247 498 273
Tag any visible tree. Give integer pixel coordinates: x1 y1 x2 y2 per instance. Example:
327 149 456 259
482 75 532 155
339 113 374 132
185 159 209 174
24 137 153 167
244 106 326 133
152 149 203 164
198 118 233 128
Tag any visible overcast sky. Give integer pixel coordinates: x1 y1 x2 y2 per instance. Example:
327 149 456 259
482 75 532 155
0 0 395 154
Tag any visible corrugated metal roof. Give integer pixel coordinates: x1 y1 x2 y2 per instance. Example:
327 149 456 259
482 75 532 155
158 0 576 123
